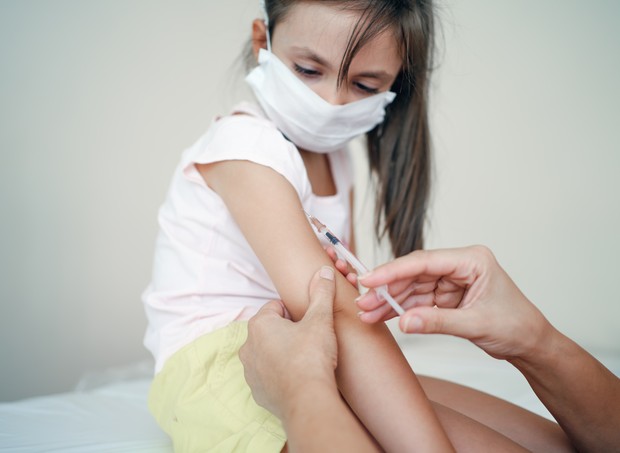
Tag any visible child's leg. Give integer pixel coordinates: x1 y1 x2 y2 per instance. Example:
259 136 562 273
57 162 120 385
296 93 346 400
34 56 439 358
281 391 534 452
419 376 573 452
431 402 531 452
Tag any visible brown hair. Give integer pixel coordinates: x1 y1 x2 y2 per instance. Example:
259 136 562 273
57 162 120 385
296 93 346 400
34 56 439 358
246 0 436 257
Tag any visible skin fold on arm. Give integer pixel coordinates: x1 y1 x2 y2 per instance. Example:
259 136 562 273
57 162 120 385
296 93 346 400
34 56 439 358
199 159 453 452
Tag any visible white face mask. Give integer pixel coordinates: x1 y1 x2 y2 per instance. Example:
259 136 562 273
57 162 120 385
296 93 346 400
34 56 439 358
246 48 397 153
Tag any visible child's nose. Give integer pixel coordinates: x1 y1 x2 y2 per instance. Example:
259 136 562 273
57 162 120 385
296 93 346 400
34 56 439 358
318 85 350 106
323 88 349 105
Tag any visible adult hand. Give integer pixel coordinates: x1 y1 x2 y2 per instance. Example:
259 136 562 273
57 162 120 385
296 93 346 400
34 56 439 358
357 246 554 361
239 266 339 419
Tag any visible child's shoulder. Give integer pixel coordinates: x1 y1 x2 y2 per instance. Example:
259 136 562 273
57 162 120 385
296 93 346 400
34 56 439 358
212 102 276 132
181 101 306 182
177 101 311 199
193 102 285 153
199 102 288 151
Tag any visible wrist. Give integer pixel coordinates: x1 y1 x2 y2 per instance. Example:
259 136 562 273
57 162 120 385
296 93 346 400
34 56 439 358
509 319 563 371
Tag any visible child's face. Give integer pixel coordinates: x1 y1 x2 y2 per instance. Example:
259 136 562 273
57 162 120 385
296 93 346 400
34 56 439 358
270 2 402 106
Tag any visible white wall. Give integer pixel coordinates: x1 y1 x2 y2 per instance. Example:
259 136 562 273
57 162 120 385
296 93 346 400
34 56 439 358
0 0 258 401
426 0 620 352
0 1 618 401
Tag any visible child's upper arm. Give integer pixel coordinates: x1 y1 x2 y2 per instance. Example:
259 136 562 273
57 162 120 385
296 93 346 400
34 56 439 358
197 159 353 319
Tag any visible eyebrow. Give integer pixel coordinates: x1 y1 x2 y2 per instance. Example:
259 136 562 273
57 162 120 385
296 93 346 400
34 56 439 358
291 46 332 69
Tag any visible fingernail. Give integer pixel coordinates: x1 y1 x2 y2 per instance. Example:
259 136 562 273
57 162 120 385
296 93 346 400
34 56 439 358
358 272 371 281
403 316 423 332
319 266 334 281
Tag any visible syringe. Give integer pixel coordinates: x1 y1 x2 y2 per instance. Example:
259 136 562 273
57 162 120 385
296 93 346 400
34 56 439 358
305 211 405 316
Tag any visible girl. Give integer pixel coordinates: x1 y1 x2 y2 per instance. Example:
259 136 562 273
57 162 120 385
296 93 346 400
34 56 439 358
143 1 569 451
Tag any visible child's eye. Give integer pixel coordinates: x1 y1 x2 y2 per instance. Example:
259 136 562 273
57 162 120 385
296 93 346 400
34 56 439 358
293 63 320 77
354 82 379 95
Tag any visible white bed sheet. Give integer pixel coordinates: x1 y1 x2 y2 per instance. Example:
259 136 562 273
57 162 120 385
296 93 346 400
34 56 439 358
0 378 171 453
2 329 618 452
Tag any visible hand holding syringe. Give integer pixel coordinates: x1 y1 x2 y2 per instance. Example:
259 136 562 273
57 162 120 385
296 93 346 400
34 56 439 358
305 212 405 316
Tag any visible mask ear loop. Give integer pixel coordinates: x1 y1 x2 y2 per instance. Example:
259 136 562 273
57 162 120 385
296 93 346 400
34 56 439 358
259 0 272 52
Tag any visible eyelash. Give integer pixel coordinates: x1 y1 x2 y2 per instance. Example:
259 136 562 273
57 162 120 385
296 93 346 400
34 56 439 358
293 64 379 95
355 83 379 95
293 64 319 77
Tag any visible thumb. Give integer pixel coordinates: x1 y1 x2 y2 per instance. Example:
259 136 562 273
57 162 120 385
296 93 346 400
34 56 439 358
399 306 479 340
303 266 336 324
255 299 287 319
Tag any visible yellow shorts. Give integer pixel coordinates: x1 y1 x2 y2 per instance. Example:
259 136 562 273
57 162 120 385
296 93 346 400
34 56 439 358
148 322 286 452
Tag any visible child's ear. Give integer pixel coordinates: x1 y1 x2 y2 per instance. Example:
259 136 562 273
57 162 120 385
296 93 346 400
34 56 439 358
252 19 268 59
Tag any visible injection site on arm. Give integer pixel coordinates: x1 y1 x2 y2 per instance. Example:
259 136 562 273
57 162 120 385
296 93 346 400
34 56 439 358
305 211 404 316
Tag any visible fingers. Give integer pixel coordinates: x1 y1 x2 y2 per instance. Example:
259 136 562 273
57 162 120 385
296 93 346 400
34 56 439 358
346 272 358 286
358 247 478 288
245 300 288 356
325 245 338 262
358 301 395 323
399 306 477 340
326 246 355 283
335 258 349 276
357 250 428 287
304 266 336 323
255 299 287 319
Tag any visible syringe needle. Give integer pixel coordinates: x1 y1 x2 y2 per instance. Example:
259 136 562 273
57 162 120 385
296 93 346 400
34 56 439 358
304 211 326 232
305 210 404 316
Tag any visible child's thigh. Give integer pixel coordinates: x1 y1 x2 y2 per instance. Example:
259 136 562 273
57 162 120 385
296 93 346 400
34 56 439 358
149 322 286 452
419 375 572 452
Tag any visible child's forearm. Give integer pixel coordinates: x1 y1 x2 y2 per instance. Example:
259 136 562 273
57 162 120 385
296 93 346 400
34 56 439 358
284 382 380 453
332 275 454 452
